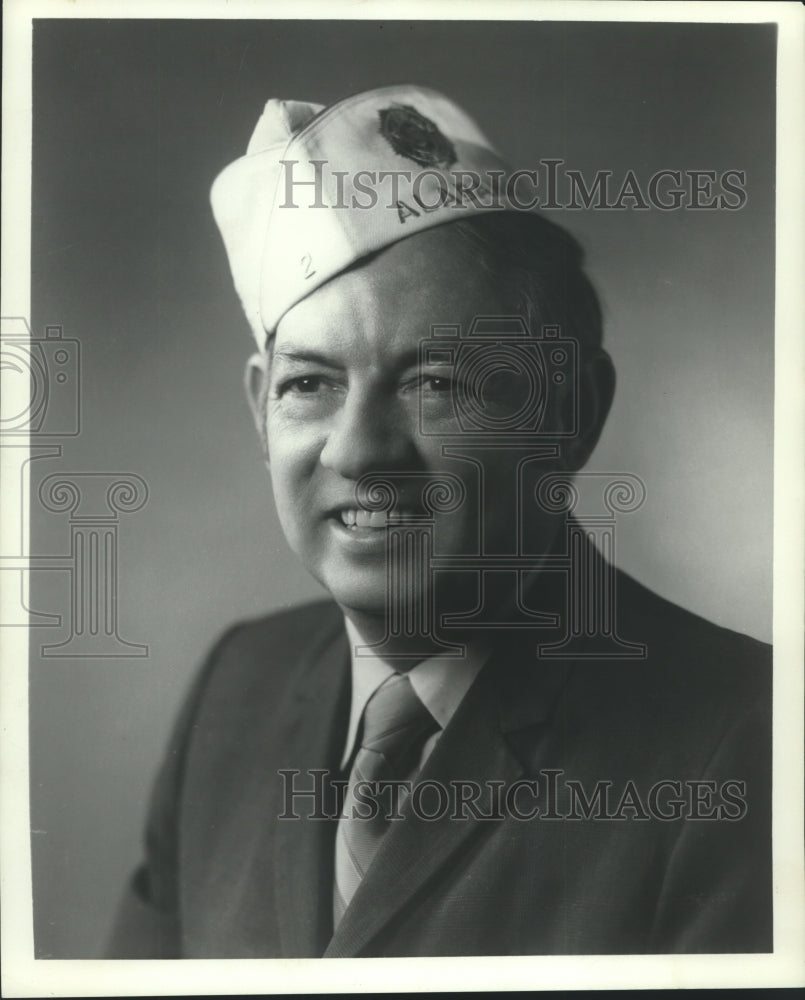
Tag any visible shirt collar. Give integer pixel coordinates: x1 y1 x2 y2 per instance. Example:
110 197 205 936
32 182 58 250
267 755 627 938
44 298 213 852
340 617 489 770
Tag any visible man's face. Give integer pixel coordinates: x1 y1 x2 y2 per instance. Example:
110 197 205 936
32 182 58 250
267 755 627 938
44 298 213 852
262 225 564 619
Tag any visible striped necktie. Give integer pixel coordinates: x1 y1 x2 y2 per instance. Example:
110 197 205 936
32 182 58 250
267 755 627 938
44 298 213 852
333 672 439 928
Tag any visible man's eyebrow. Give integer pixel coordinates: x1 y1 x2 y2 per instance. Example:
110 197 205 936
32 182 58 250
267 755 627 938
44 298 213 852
271 346 438 371
270 347 342 367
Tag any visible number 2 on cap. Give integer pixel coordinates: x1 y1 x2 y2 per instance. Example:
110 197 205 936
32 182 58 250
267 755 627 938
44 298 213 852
300 253 316 280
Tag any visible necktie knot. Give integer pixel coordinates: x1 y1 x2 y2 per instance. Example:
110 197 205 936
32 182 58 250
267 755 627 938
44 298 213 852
359 672 439 776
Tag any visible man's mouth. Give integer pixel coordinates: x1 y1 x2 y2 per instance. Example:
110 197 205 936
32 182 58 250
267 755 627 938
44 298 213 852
335 509 419 529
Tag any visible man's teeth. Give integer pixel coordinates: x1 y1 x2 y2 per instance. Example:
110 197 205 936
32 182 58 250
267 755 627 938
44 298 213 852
340 509 387 528
338 509 412 528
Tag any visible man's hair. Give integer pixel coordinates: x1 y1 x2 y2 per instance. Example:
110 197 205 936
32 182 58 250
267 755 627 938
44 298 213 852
257 211 606 452
448 210 604 352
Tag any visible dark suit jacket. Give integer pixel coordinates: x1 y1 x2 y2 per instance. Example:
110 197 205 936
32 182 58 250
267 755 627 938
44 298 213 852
107 566 772 958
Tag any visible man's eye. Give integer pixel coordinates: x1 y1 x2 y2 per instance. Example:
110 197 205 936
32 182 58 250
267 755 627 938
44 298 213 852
421 375 453 393
282 375 324 395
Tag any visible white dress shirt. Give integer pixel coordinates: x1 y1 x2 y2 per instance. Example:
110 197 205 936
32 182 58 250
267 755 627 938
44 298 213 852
340 617 490 773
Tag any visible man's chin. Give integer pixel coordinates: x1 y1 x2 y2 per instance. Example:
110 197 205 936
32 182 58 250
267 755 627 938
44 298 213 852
321 574 432 623
326 583 397 619
315 561 478 622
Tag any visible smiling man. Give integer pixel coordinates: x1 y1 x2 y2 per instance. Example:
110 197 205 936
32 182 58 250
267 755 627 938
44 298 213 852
251 217 608 645
107 86 772 958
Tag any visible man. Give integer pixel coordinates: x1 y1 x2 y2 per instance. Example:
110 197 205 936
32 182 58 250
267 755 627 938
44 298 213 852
107 86 771 958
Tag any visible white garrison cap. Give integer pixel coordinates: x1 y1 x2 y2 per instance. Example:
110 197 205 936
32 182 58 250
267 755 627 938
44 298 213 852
210 85 514 350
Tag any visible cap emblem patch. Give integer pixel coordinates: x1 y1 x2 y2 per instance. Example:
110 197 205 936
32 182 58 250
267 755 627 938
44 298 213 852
378 105 457 168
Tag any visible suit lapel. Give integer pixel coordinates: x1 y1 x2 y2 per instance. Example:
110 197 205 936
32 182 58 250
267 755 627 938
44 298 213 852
323 632 575 957
272 620 350 956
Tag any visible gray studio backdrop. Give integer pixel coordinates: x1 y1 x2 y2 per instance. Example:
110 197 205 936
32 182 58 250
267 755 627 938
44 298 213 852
27 20 775 957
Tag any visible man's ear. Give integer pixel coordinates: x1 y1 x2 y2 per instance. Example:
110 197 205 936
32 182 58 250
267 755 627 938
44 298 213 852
563 348 616 472
244 351 269 453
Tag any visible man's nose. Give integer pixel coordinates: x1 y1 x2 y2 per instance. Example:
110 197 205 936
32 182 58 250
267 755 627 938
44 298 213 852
319 393 415 480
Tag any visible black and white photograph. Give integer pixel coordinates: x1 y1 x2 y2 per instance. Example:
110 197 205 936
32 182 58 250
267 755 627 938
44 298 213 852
1 0 803 994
